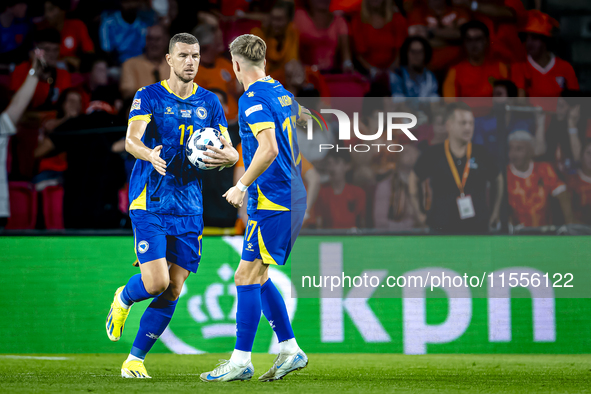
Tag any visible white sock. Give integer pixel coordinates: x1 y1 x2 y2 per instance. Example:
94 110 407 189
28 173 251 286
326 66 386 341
279 338 299 355
229 349 251 367
126 354 144 363
118 292 131 310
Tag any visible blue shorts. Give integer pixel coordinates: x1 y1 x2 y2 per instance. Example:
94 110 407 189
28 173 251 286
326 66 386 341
241 210 305 265
130 210 203 273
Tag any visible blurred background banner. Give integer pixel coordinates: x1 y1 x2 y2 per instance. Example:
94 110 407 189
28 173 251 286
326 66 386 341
2 235 590 355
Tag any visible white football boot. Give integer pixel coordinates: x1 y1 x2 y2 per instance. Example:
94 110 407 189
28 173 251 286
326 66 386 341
258 349 308 381
200 360 254 382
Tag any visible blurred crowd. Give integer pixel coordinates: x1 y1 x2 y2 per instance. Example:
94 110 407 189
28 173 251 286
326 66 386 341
0 0 589 234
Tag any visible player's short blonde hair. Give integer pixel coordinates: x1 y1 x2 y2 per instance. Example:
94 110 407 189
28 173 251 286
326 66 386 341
229 34 266 66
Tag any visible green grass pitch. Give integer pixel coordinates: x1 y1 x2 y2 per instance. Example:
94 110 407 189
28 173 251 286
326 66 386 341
1 354 590 393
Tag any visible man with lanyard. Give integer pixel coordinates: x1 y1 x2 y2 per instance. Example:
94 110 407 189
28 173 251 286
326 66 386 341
410 102 504 234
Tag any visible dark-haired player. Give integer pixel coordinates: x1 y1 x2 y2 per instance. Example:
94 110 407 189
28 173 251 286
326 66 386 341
105 32 239 378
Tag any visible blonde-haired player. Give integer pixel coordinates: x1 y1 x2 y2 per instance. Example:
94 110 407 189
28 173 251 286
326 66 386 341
201 34 310 382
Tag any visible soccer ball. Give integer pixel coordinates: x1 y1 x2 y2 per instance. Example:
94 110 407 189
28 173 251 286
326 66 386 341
186 127 224 170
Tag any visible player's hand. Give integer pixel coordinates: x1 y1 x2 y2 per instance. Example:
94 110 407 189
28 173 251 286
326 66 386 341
149 145 167 176
203 136 239 168
223 186 245 208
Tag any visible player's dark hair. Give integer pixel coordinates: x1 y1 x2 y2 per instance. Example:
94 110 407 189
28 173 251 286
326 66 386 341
493 80 518 98
460 20 490 40
33 28 61 45
444 102 473 123
399 36 433 67
169 33 199 54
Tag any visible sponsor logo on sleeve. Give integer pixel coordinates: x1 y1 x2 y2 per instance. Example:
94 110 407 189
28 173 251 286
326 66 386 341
245 104 263 117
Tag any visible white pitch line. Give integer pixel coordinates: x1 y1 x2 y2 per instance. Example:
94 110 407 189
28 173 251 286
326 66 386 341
0 355 70 360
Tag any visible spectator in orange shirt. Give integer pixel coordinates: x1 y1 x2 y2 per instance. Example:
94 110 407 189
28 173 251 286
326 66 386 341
10 29 72 110
294 0 354 73
351 0 407 78
192 24 240 122
511 10 578 101
37 0 95 71
250 1 299 84
407 0 469 74
120 24 170 99
315 150 366 229
443 21 508 98
567 141 591 224
507 130 573 227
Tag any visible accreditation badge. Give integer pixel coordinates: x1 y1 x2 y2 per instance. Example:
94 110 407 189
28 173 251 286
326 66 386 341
456 195 475 220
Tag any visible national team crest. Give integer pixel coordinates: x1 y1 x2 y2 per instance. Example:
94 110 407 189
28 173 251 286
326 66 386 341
138 240 149 254
180 109 191 118
132 99 141 110
197 107 207 119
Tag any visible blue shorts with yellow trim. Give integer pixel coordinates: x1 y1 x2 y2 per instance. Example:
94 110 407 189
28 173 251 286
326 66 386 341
131 210 203 273
241 210 305 265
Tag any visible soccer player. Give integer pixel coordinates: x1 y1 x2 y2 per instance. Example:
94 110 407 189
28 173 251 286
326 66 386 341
105 32 239 379
201 34 309 382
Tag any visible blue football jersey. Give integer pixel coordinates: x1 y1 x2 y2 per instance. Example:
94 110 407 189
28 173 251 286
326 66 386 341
128 80 230 216
238 76 307 214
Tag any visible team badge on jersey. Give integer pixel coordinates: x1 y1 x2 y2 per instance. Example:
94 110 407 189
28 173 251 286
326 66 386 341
165 107 174 114
197 107 207 119
132 99 141 110
138 240 149 254
181 109 191 118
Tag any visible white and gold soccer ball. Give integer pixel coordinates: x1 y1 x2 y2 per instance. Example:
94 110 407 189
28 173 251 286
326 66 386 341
186 127 224 170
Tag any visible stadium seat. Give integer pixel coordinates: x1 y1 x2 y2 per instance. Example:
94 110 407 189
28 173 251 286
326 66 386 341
42 185 64 230
118 183 129 214
6 182 37 230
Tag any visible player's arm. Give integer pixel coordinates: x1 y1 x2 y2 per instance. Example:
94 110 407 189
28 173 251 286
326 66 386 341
125 120 167 176
223 127 278 208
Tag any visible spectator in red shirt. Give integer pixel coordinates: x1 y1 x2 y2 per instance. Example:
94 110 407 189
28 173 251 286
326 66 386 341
315 150 366 229
407 0 469 74
37 0 95 71
351 0 407 77
10 29 72 110
567 141 591 224
507 130 573 227
443 21 508 98
511 10 579 102
454 0 527 64
77 55 110 111
294 0 354 73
